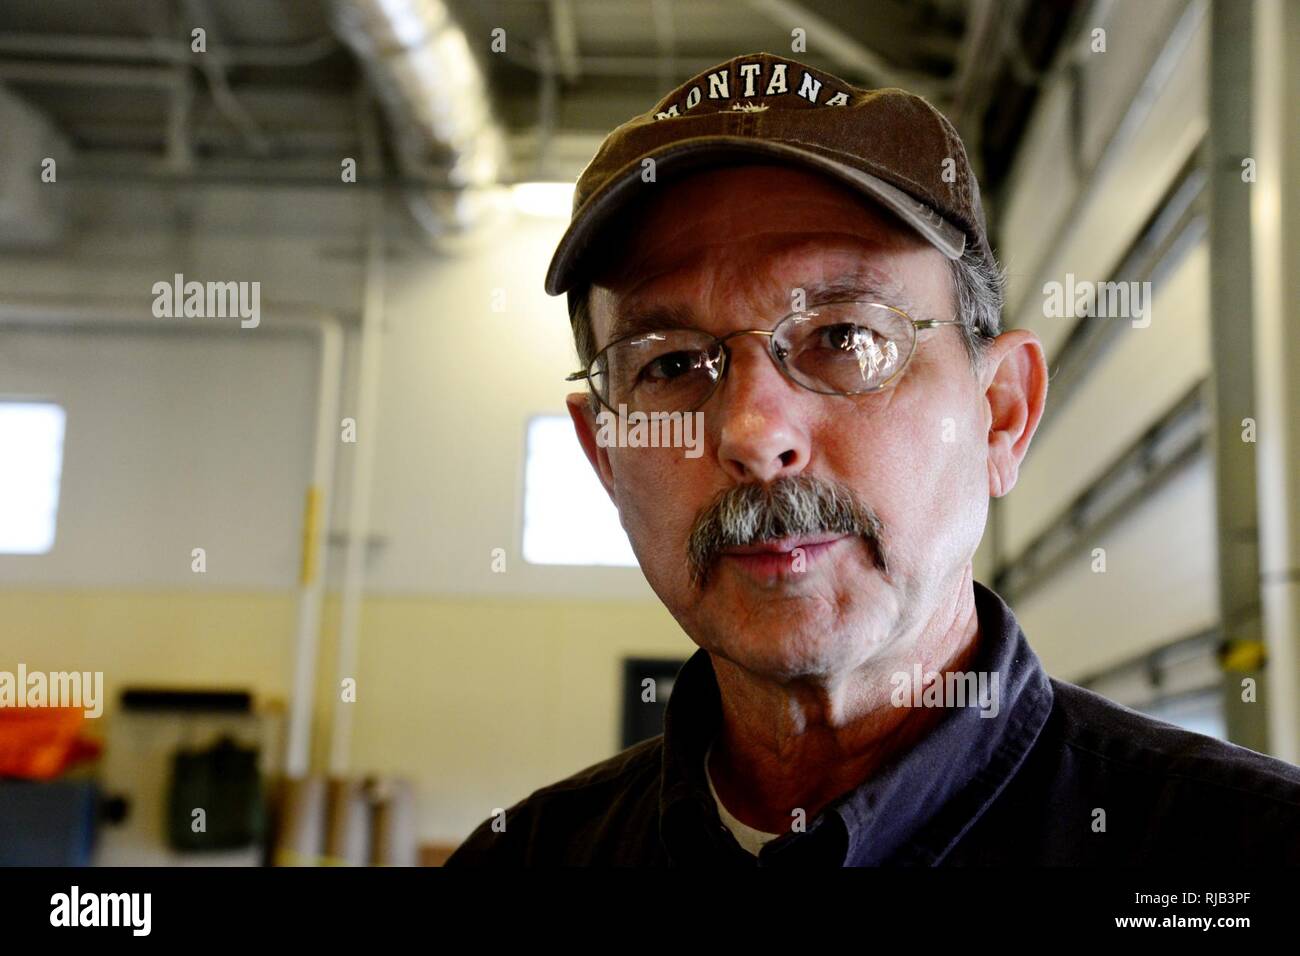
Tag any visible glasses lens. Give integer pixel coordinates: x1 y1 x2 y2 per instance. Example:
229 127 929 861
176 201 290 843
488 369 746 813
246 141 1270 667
598 329 722 413
774 302 913 394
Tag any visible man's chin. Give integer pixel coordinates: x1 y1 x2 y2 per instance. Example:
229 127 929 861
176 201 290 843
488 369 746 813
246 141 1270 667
709 626 868 682
680 583 901 676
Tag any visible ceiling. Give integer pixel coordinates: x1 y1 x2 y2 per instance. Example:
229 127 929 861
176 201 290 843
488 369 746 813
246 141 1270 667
0 0 1084 234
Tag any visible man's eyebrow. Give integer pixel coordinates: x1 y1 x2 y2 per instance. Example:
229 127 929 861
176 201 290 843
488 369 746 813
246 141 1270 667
603 272 927 345
799 274 924 317
606 302 700 344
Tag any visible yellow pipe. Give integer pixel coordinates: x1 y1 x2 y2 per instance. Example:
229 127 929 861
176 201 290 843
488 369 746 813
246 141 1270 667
299 486 322 586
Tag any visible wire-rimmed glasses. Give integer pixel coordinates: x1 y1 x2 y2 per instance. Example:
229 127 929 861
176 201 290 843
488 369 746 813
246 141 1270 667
565 301 962 415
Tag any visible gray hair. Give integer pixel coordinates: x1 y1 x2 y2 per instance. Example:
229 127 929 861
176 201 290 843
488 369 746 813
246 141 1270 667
571 244 1005 380
949 245 1005 366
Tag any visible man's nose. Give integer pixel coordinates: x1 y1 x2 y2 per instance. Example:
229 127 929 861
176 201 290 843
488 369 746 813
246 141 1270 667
712 337 811 483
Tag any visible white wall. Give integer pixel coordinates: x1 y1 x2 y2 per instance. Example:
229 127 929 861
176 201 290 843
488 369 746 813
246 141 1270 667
354 216 653 599
0 326 316 589
0 178 655 601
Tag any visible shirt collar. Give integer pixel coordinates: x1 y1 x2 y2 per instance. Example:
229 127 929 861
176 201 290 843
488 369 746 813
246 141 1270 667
657 579 1055 865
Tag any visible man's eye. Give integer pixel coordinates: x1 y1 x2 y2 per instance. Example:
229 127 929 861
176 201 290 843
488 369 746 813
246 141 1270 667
815 323 869 351
639 351 700 383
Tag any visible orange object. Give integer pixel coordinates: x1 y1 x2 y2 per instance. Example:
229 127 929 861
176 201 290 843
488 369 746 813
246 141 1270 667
0 707 101 780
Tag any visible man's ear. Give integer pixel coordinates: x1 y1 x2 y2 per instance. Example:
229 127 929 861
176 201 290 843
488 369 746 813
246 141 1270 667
566 391 617 501
981 329 1048 498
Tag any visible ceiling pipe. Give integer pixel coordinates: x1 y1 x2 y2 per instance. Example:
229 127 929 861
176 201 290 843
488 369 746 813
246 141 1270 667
328 0 510 235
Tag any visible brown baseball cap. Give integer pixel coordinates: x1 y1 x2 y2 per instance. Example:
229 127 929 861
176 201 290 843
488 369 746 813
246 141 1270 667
544 51 991 315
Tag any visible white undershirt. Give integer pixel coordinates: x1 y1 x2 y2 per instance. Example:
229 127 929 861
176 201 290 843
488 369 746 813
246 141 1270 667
705 736 782 856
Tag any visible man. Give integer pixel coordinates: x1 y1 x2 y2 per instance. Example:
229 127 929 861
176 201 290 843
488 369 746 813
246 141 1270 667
446 52 1300 866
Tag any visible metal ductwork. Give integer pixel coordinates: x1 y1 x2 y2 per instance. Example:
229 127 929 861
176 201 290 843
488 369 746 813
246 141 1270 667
330 0 511 235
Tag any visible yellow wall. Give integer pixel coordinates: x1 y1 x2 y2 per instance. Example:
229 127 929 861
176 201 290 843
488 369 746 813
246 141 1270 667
0 589 692 844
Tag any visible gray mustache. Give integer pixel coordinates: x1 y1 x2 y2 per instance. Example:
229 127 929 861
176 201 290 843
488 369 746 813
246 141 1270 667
686 475 888 587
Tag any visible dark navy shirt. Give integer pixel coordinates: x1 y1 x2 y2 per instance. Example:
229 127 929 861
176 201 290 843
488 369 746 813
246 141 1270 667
445 581 1300 866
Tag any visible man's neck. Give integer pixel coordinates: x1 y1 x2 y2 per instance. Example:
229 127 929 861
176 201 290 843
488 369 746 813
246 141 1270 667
706 570 982 835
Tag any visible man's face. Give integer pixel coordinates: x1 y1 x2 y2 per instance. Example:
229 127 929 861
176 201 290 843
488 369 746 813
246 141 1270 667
569 164 1002 681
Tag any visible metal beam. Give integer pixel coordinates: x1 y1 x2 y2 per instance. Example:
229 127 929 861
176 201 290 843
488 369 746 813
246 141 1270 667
651 0 677 94
0 60 183 89
949 0 1004 149
0 31 339 67
1206 0 1267 752
546 0 582 83
182 0 270 154
1249 0 1300 763
743 0 942 94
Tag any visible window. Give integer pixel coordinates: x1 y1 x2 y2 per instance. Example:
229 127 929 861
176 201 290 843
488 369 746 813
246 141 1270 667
522 415 637 567
0 401 67 554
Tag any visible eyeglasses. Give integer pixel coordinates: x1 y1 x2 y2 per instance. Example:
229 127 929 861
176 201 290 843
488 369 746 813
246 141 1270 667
565 301 963 416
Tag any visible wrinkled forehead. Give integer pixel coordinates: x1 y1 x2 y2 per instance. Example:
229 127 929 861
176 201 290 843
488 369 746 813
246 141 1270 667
593 163 931 288
586 166 947 344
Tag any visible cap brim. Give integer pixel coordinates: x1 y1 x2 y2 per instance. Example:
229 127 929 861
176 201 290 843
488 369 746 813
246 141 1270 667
544 136 967 297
